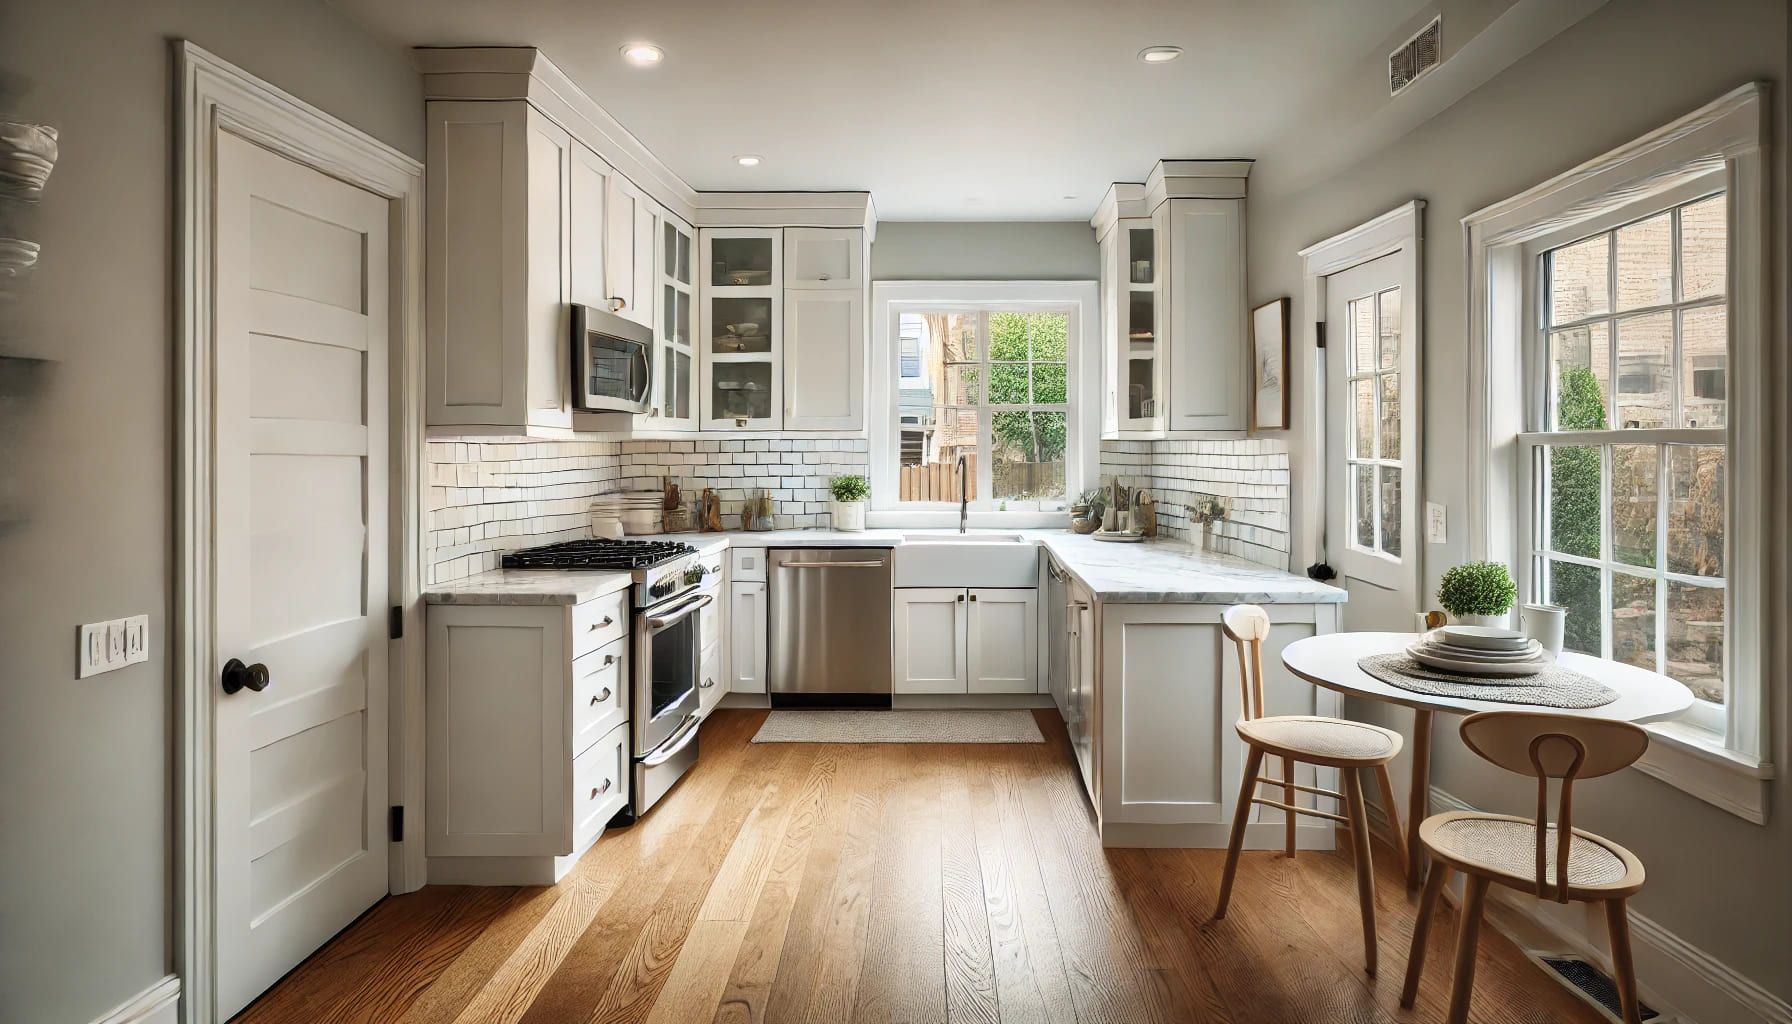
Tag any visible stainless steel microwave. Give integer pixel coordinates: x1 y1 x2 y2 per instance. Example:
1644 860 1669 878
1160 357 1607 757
572 303 653 413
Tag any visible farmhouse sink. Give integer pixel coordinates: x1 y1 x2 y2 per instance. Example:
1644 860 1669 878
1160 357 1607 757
893 535 1038 588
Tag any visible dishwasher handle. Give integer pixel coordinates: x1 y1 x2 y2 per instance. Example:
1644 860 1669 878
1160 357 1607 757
779 559 886 569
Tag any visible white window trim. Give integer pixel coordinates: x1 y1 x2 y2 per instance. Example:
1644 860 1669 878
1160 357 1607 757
868 280 1100 528
1464 83 1775 822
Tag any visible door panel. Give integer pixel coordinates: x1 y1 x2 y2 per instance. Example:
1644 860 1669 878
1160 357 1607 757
783 289 863 429
893 588 967 693
214 132 390 1020
967 588 1038 693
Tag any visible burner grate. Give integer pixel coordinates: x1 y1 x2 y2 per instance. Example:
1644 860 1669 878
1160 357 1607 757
501 539 696 571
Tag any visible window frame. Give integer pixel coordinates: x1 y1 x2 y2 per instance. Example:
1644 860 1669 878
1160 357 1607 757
868 280 1099 528
1463 84 1774 821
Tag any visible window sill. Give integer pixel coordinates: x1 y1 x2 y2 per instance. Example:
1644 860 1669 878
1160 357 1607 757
1634 719 1773 824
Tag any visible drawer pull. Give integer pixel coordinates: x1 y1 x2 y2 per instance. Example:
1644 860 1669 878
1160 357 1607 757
700 677 715 689
603 653 617 666
590 686 612 706
590 779 612 799
590 616 615 631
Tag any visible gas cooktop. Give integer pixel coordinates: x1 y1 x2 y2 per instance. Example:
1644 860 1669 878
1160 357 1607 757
500 538 696 571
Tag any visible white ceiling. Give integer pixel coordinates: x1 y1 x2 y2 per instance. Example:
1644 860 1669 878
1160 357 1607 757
333 0 1435 220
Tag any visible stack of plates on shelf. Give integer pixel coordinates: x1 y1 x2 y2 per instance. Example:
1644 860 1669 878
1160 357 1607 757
1407 625 1548 679
591 491 664 535
0 121 59 200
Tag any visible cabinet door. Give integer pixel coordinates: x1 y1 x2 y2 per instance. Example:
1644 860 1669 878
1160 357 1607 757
1167 198 1246 431
655 213 697 429
967 588 1038 693
784 227 862 288
568 143 610 310
783 288 863 430
630 196 658 330
892 588 968 694
604 173 644 322
728 581 768 693
701 228 783 430
521 108 571 428
1070 595 1096 797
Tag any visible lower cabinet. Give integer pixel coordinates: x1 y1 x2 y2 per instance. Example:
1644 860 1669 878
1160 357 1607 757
728 580 767 693
893 587 1037 694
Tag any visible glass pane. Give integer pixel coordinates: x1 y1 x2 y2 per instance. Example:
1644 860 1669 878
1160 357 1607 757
662 284 676 342
1610 571 1657 672
711 297 772 353
1378 374 1400 460
1350 295 1374 375
710 236 773 286
1550 323 1610 430
1665 445 1725 576
1028 312 1069 361
900 311 977 362
1128 292 1155 346
1614 311 1672 429
1032 361 1068 404
669 350 691 419
1614 212 1672 311
1377 288 1400 370
1353 464 1374 548
676 230 691 285
711 361 772 421
1551 560 1603 655
1128 228 1155 284
663 222 677 279
991 411 1066 503
1679 194 1726 301
939 363 980 406
1679 305 1726 427
676 291 691 348
1352 379 1374 459
1379 467 1401 558
1547 445 1601 559
1609 444 1657 568
1127 360 1154 419
989 362 1029 404
899 407 978 501
1667 581 1725 704
1549 234 1610 325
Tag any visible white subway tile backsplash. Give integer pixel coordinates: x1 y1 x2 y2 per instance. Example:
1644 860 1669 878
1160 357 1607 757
1099 438 1292 570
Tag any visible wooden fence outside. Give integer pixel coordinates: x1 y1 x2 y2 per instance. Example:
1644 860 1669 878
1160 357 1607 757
900 454 976 501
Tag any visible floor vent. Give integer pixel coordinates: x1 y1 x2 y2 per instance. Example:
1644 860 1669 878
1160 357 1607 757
1533 952 1668 1023
1388 16 1442 95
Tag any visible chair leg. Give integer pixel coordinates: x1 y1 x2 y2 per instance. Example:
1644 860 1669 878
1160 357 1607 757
1214 745 1265 921
1283 755 1298 858
1446 876 1490 1024
1605 899 1642 1024
1401 862 1452 1008
1374 762 1408 880
1342 766 1378 976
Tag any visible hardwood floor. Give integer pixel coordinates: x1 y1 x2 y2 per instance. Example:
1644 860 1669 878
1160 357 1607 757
237 709 1603 1024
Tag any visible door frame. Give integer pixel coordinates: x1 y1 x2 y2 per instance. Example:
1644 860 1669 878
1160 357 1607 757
174 42 425 1024
1293 201 1425 601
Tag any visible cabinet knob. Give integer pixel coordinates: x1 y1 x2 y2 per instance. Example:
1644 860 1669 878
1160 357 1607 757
957 594 965 603
608 296 627 312
603 653 616 666
970 594 979 602
818 273 831 281
700 677 715 689
220 658 270 695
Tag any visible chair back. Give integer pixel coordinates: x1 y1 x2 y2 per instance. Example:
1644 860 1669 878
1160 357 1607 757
1459 711 1648 901
1221 604 1272 721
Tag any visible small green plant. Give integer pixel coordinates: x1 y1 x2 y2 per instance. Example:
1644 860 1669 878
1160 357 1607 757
1437 561 1517 617
1076 487 1108 516
829 474 869 503
1192 494 1230 524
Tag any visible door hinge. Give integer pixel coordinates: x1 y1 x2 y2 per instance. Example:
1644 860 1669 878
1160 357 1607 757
389 605 403 640
1315 321 1327 349
389 805 405 843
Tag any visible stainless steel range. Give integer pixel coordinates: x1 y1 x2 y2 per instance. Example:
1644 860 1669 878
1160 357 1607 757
502 538 718 821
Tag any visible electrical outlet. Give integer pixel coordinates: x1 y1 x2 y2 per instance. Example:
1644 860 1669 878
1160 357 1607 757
1426 502 1447 544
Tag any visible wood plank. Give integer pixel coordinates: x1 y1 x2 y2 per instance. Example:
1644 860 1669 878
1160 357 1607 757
974 743 1078 1024
941 748 999 1024
851 744 947 1024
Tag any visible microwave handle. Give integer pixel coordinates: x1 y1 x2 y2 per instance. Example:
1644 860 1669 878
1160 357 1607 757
632 343 651 403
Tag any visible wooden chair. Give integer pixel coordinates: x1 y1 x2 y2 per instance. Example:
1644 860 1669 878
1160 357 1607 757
1212 605 1405 975
1400 711 1650 1024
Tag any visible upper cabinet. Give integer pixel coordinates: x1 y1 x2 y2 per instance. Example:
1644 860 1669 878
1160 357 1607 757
1094 162 1251 437
700 228 783 430
785 227 863 288
656 215 697 429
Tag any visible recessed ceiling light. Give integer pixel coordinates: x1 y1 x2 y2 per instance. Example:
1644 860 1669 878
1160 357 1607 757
1138 45 1184 64
1062 194 1078 200
621 43 664 66
734 154 762 167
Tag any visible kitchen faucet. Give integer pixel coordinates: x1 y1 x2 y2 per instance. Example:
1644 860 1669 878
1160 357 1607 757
957 453 968 534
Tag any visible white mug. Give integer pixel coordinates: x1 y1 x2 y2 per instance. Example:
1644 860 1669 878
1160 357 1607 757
1521 603 1567 657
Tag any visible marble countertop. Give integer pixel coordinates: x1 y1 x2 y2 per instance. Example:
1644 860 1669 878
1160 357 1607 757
426 528 1342 606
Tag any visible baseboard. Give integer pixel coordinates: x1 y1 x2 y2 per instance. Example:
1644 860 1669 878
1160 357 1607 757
1420 786 1791 1024
91 975 179 1024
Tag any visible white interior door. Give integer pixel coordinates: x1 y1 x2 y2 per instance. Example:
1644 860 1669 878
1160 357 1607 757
1324 253 1420 631
214 132 391 1019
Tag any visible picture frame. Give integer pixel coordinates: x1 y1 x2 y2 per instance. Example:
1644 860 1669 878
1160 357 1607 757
1250 297 1291 431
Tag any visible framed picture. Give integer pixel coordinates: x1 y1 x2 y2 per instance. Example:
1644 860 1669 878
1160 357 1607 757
1250 297 1291 431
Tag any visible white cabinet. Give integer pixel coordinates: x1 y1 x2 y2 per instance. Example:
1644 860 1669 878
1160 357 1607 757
785 227 863 288
783 289 864 429
568 142 610 311
605 172 656 329
893 587 1036 694
1166 199 1246 431
702 228 783 429
1067 583 1095 798
728 580 768 693
1100 216 1165 434
892 588 968 693
655 213 697 430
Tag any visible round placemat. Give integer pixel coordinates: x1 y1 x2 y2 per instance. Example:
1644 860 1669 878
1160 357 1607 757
1357 653 1619 709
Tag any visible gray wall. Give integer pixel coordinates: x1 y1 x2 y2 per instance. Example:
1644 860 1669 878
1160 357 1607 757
0 2 420 1020
871 221 1098 280
1249 0 1788 999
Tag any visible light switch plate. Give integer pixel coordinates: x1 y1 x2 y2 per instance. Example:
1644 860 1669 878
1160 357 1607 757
124 615 149 664
1426 501 1447 544
78 614 149 677
78 623 108 678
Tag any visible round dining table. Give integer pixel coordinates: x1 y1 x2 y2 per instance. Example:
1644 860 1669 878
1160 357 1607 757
1281 631 1695 888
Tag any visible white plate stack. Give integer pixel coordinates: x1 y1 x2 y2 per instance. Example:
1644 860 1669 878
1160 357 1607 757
1408 625 1549 679
590 491 665 536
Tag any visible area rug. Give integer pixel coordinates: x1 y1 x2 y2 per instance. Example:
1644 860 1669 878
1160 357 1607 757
750 709 1044 744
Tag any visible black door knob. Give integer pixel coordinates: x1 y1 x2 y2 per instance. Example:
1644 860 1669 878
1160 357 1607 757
221 658 270 695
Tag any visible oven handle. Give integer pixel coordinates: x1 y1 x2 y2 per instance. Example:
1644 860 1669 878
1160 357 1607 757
646 592 713 632
641 713 702 767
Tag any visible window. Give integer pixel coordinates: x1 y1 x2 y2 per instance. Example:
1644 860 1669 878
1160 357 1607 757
1344 286 1403 559
1526 195 1728 717
899 330 922 380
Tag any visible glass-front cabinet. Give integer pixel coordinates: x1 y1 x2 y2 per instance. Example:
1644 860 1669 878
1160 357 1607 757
1108 217 1163 433
656 214 696 429
701 228 784 429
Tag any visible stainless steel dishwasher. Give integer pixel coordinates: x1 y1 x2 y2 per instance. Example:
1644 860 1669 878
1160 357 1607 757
767 548 893 706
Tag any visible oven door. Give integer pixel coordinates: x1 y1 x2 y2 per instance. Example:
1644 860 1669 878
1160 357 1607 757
634 590 710 752
573 304 653 413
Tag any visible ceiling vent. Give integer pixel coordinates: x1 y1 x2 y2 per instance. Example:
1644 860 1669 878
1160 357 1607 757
1388 16 1442 96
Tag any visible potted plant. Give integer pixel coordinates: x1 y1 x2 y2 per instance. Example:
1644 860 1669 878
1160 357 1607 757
1192 494 1230 551
829 474 869 532
1069 488 1105 534
1437 561 1517 627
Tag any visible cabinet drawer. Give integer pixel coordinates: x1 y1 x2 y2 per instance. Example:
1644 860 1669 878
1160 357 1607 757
730 547 766 583
572 590 629 659
698 640 723 715
573 720 629 852
573 638 627 757
699 588 722 651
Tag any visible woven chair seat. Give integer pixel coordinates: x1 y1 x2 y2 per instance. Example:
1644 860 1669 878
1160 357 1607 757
1237 715 1402 763
1422 812 1640 893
